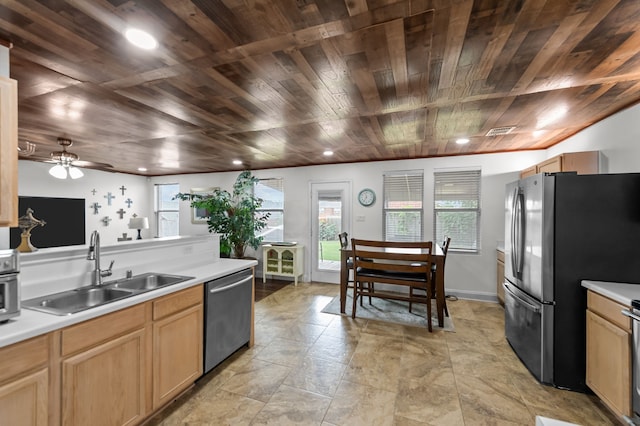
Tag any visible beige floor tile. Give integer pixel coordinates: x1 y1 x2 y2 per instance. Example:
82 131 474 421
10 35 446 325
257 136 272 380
283 355 347 397
251 384 332 425
181 388 264 425
324 379 397 426
457 376 535 425
255 337 313 367
307 333 358 364
220 358 291 402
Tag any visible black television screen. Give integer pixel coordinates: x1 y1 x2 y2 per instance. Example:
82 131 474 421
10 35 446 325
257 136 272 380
10 196 86 249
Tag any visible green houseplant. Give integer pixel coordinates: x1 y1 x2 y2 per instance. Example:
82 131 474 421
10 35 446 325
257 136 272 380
175 170 270 258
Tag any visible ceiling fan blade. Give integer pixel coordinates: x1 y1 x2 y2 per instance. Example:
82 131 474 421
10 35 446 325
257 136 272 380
72 160 114 170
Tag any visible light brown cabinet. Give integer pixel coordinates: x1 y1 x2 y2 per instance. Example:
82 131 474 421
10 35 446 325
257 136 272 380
152 285 203 410
0 76 18 227
520 151 599 179
496 249 505 306
0 336 49 425
60 304 148 426
586 290 631 419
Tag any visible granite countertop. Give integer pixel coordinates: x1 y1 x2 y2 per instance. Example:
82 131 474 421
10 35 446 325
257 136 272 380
0 258 257 349
581 280 640 306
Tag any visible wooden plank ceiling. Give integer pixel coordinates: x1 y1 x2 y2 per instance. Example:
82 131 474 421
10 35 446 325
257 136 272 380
2 0 640 175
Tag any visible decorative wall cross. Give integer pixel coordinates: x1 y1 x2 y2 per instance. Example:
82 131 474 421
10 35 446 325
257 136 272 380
90 202 102 215
91 189 97 196
125 198 133 208
119 185 127 195
101 216 112 226
116 208 126 219
104 192 115 205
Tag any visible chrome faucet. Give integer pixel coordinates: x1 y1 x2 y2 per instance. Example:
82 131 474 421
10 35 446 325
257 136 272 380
87 230 114 286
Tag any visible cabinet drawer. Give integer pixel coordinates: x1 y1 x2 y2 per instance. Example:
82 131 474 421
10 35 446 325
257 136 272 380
497 249 504 263
153 285 203 320
587 291 630 332
0 335 49 384
61 304 146 356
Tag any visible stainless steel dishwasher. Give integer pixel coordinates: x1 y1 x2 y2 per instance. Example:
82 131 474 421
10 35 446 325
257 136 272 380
204 269 253 373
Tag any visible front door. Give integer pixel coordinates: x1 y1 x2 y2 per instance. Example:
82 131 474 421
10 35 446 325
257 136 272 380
310 181 351 284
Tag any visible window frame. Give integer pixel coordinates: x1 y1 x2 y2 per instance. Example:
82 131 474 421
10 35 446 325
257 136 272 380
382 170 424 242
433 169 481 253
255 177 284 243
154 183 180 238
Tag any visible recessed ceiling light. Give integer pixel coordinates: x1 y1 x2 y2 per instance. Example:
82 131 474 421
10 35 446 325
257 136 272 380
125 28 158 50
323 150 333 156
456 138 470 145
232 160 242 165
137 167 147 172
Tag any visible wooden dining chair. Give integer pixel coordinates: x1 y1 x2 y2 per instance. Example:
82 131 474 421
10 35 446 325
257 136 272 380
351 239 434 331
409 237 451 316
339 232 373 304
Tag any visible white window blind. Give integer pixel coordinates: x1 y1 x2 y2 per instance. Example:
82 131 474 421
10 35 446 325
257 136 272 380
255 178 284 242
383 170 423 242
434 169 481 252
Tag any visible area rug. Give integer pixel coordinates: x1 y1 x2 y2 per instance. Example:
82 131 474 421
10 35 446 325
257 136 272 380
321 294 455 332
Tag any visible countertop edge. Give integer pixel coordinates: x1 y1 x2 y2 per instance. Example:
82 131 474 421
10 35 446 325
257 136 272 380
581 280 640 306
0 258 257 349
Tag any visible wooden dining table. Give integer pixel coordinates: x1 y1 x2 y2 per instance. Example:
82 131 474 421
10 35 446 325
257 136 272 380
340 243 447 327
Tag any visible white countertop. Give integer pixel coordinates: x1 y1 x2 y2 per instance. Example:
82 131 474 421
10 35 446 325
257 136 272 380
0 258 257 348
581 280 640 306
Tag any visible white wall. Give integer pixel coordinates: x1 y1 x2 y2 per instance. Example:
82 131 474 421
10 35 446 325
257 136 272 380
10 161 151 247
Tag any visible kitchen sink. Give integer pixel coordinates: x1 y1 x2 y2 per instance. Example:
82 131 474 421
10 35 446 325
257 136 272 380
107 273 194 292
22 287 135 315
22 273 195 315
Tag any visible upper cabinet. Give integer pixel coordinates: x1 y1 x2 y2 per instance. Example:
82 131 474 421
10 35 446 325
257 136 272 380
520 151 599 179
0 76 17 227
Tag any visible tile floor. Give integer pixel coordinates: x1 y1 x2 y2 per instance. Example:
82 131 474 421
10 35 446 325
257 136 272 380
147 282 619 425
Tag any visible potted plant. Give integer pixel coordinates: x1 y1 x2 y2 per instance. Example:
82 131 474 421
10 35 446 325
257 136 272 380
175 170 270 258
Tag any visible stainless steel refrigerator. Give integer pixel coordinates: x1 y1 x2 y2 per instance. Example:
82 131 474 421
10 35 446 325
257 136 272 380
504 172 640 392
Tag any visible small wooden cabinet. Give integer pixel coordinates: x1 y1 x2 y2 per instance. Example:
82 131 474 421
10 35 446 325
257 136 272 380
0 76 18 227
520 151 599 179
586 290 631 419
263 244 304 285
152 285 203 410
0 336 49 426
496 249 505 306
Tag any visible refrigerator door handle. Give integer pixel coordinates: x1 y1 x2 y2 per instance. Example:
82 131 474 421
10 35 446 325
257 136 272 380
510 187 519 275
504 282 540 313
512 189 525 275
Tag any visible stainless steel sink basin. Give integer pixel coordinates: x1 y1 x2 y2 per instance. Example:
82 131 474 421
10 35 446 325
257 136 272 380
22 287 134 315
107 273 194 292
22 273 194 315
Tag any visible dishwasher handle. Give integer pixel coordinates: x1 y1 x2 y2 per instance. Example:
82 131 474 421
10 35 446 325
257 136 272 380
622 309 640 322
208 275 253 294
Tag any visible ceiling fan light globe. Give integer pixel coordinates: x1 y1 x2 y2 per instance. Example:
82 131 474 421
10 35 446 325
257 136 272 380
68 167 84 179
49 164 68 179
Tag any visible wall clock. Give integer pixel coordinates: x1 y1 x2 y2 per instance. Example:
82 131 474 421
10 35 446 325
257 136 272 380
358 188 376 207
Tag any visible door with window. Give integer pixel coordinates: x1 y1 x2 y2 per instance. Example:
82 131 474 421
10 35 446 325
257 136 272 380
310 181 351 284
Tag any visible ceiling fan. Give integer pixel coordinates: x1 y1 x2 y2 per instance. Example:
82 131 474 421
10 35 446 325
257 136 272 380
18 138 114 179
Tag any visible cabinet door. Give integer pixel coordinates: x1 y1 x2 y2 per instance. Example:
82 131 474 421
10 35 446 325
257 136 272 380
0 368 48 426
520 165 537 179
537 156 562 174
62 329 147 426
153 304 203 409
562 151 599 174
0 77 18 227
586 309 631 417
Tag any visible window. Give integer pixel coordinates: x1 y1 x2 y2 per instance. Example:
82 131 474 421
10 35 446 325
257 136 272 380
255 178 284 242
434 169 481 252
155 183 180 237
383 170 424 242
